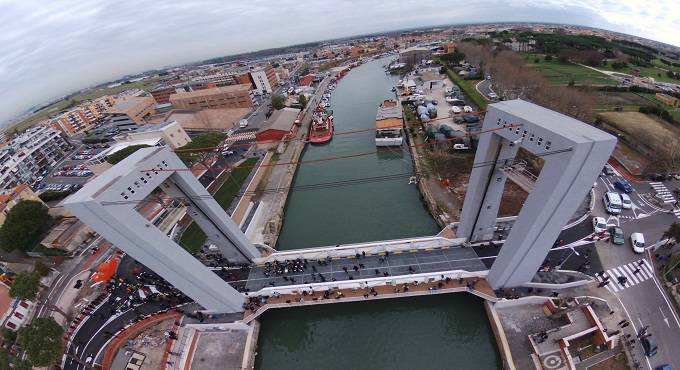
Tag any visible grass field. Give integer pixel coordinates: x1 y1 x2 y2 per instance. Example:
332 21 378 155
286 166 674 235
179 157 259 253
524 54 616 86
8 78 160 134
599 111 680 150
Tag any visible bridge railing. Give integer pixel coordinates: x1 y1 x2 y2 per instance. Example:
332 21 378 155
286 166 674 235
253 235 466 264
247 268 489 298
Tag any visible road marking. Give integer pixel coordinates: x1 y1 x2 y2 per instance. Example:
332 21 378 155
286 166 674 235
596 260 652 292
659 306 670 327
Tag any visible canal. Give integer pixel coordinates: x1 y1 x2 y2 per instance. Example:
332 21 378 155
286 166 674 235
256 58 500 370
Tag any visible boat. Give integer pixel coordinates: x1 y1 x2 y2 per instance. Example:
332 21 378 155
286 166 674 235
308 106 334 144
375 99 404 147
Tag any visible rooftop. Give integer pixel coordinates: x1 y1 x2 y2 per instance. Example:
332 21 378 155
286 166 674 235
489 99 616 144
260 107 301 132
170 84 251 99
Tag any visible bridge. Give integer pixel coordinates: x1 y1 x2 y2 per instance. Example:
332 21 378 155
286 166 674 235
64 99 616 314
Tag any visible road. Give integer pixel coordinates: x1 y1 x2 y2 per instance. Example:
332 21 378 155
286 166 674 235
475 79 496 100
591 168 680 369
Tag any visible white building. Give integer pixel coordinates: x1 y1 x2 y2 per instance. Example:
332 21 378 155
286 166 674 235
0 282 35 332
113 121 191 149
0 126 72 189
250 69 272 94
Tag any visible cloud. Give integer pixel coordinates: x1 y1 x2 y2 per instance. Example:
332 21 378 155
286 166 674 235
0 0 678 127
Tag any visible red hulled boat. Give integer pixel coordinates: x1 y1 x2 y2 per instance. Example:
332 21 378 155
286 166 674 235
308 106 334 144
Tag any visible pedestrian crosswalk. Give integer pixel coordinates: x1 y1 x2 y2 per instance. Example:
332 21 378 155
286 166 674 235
649 182 676 204
596 259 655 293
224 131 257 147
673 208 680 220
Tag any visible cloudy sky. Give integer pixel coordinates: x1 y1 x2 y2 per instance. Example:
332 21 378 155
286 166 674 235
1 0 679 127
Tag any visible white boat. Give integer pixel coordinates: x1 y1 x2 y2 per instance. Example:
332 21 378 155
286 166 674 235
375 100 404 147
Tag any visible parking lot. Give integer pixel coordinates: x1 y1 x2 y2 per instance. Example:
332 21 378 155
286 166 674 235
37 143 109 192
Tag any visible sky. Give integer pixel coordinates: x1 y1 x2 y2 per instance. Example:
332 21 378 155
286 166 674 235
1 0 679 128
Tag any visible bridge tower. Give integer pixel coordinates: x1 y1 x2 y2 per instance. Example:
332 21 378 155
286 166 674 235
458 100 616 289
65 147 259 312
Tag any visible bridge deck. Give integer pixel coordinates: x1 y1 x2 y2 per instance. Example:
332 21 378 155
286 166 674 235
245 246 487 291
243 277 497 322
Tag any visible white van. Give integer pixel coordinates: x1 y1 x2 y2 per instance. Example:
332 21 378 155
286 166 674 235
239 119 248 128
603 192 622 214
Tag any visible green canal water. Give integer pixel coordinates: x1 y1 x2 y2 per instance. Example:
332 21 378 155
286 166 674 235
256 58 500 370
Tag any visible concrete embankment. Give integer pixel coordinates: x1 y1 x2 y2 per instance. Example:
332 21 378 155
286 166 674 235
245 77 331 248
484 301 516 370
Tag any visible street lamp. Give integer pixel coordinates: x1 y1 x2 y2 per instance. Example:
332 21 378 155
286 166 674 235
556 247 580 270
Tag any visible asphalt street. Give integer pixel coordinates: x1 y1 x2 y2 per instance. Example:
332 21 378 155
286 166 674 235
591 169 680 369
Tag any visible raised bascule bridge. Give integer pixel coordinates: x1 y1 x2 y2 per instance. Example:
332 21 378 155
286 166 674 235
65 99 616 319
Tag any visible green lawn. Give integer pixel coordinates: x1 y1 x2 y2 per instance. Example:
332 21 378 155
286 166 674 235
179 157 259 253
524 54 616 86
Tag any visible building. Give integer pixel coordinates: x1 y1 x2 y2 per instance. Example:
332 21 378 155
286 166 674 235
0 282 35 331
50 109 92 136
298 74 315 87
40 217 93 252
169 85 253 110
147 108 251 132
655 93 679 108
113 120 191 149
0 184 45 226
105 96 157 131
249 68 273 94
0 126 72 189
399 47 432 65
49 95 116 136
151 83 217 104
255 107 301 143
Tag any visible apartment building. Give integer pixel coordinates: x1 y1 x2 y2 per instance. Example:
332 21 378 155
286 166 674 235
0 126 72 189
169 84 253 110
50 96 117 136
249 66 279 94
105 96 157 131
0 184 45 226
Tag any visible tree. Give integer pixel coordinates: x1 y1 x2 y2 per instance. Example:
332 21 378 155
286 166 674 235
12 360 32 370
16 318 63 367
106 144 150 164
34 261 50 277
0 200 52 252
1 327 16 345
9 272 40 300
0 348 9 370
271 95 286 110
298 94 307 108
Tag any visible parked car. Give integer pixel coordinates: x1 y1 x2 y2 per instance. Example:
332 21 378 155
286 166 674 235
619 193 632 209
450 106 462 114
463 105 473 113
488 92 498 99
592 217 607 234
222 150 235 156
641 335 657 356
614 179 633 193
609 226 625 245
602 164 615 176
630 232 645 253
